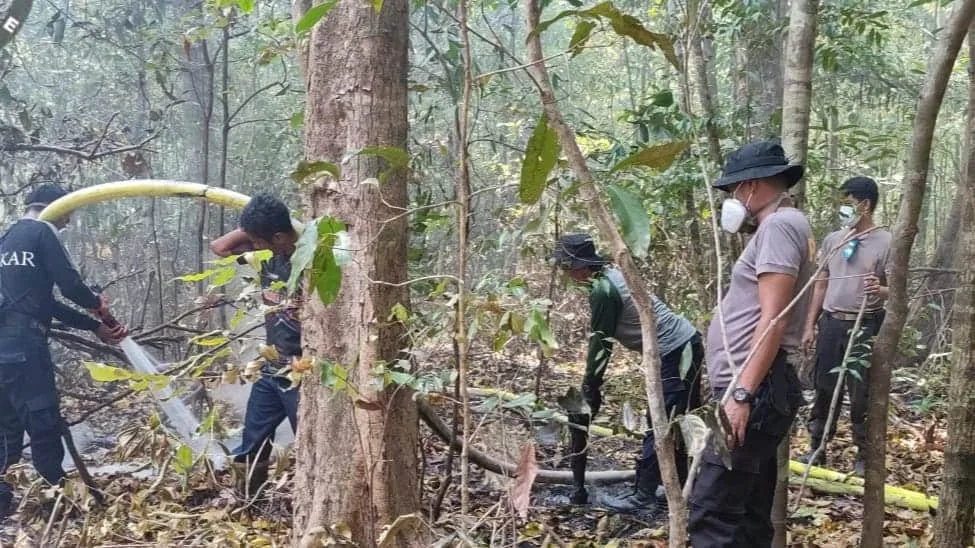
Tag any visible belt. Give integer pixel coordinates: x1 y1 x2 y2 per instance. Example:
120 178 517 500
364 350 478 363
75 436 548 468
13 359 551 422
827 310 884 322
0 310 49 337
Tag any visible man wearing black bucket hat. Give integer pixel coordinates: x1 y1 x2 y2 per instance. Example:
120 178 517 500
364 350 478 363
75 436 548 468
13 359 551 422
688 141 813 547
800 176 889 476
0 183 127 517
553 233 703 514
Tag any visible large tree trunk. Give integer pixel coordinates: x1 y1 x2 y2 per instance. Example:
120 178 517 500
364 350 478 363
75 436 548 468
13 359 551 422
860 4 975 547
291 1 420 546
774 2 819 545
933 21 975 548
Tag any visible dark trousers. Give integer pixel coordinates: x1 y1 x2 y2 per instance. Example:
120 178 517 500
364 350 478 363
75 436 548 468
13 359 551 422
807 311 884 449
0 330 66 502
689 351 803 548
639 334 704 489
232 373 299 464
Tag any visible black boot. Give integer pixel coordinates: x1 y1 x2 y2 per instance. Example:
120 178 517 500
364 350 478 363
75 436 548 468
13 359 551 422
234 460 270 500
0 492 13 519
600 458 657 514
799 439 826 466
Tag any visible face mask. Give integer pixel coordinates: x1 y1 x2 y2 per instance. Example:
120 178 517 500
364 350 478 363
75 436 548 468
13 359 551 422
838 204 857 227
720 186 753 234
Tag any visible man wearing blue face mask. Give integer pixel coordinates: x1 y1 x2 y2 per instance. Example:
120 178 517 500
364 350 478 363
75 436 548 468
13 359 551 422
800 177 890 476
689 141 813 547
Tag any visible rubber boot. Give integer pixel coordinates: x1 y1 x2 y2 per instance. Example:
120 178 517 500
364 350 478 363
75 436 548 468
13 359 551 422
0 491 13 519
568 413 590 505
799 438 826 466
600 458 657 513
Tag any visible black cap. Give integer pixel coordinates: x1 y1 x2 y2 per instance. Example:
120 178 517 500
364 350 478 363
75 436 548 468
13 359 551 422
25 183 69 208
553 233 609 269
714 141 804 189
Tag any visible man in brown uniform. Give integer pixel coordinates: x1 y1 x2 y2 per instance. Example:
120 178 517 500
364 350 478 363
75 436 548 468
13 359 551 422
688 141 811 547
800 177 890 476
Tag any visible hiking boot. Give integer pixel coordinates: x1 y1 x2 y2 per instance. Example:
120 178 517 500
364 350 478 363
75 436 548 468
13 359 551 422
799 440 826 466
0 493 13 519
601 487 657 513
601 458 658 514
853 448 866 477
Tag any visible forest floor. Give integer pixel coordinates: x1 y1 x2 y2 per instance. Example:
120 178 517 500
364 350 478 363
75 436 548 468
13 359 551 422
0 326 948 547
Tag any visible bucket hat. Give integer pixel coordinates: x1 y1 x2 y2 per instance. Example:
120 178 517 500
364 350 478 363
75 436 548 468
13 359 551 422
714 141 804 189
553 233 609 269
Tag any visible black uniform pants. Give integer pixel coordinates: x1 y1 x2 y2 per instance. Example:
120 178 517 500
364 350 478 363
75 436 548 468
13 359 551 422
688 351 803 548
0 329 66 502
807 311 884 449
639 334 704 489
232 372 299 465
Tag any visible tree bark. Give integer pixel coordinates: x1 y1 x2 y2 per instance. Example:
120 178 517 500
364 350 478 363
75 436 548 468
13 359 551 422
523 1 686 545
774 3 819 546
933 20 975 548
861 4 975 547
780 0 818 208
291 1 419 546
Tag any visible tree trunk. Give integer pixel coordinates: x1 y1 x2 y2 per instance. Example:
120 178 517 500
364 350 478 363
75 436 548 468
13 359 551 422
780 0 818 208
933 21 975 548
291 1 420 546
523 1 686 545
774 3 818 545
861 4 975 547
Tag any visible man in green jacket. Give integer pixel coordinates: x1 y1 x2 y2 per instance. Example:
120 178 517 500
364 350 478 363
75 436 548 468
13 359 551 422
554 233 703 513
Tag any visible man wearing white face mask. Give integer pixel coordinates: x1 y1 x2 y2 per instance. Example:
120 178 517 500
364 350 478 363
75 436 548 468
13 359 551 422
800 177 889 476
689 141 813 547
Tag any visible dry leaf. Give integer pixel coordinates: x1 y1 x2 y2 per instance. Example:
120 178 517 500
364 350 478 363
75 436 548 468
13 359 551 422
508 443 538 519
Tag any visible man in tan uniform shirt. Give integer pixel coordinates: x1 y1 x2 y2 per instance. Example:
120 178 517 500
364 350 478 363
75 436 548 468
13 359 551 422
800 177 890 476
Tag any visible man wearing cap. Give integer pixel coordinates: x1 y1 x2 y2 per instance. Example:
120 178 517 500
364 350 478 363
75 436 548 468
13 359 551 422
688 141 812 547
553 233 703 513
0 183 128 517
800 177 889 476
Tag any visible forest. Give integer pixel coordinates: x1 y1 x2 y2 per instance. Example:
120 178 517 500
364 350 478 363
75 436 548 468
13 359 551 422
0 0 974 546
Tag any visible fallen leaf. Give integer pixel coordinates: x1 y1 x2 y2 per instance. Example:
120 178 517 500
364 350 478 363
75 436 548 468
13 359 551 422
509 443 539 519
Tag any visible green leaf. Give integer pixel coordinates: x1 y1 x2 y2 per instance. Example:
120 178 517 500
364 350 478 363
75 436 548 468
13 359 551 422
372 0 384 13
174 268 219 283
355 146 410 184
309 217 345 305
519 113 560 205
528 9 581 42
589 2 679 68
389 303 410 323
85 362 133 382
502 393 537 410
568 21 596 57
290 110 305 128
192 335 229 347
525 307 559 356
295 0 338 34
291 160 340 184
606 185 651 259
287 218 321 292
208 266 236 288
237 0 255 13
611 140 687 173
175 444 194 470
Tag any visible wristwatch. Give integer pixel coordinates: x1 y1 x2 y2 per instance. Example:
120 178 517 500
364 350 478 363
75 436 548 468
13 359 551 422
732 387 755 404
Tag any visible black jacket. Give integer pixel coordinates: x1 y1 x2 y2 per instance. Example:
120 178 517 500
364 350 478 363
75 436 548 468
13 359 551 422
0 218 100 331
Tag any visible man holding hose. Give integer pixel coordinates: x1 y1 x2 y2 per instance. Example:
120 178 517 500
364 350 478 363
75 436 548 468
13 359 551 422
0 183 127 517
800 177 890 476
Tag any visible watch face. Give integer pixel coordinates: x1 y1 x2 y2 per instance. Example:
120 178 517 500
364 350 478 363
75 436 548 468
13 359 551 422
733 388 748 402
